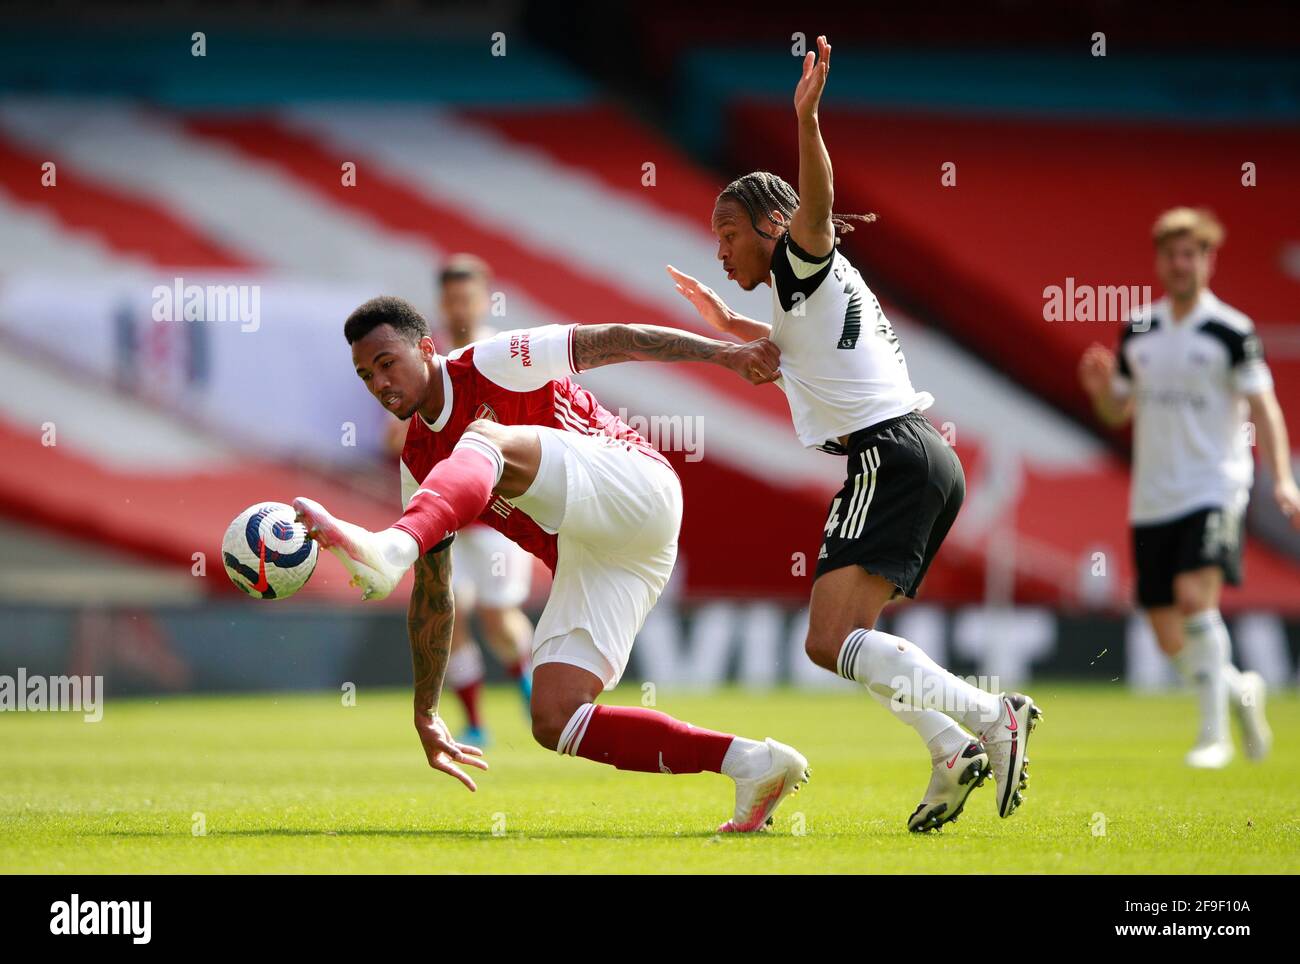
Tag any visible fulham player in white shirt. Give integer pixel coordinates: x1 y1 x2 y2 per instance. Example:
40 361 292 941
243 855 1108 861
1080 207 1300 767
668 36 1039 832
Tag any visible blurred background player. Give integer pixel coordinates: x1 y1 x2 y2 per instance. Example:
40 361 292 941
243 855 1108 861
1079 207 1300 768
668 36 1038 832
402 255 535 746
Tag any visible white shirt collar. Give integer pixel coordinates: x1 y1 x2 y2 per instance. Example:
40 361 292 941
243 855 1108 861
1165 288 1217 327
419 357 454 432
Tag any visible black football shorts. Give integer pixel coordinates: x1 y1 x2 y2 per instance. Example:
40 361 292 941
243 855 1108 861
815 412 965 598
1131 505 1244 608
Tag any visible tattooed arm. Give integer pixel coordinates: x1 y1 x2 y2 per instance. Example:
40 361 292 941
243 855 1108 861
409 547 488 790
572 323 781 385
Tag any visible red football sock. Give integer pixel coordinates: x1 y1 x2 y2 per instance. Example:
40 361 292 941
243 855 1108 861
392 436 501 553
564 705 735 774
454 679 484 730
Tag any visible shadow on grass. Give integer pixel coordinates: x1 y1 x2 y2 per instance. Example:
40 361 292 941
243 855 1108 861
81 827 742 841
77 825 947 842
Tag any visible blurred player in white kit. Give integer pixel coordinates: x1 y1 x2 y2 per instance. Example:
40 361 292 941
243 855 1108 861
387 255 535 744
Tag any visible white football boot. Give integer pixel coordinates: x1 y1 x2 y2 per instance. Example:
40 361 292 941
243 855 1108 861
1185 740 1233 769
1235 671 1272 762
292 497 405 601
718 739 810 833
907 739 991 832
979 693 1042 818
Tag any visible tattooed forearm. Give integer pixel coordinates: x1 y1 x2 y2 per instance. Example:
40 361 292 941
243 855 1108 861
408 549 454 716
572 324 736 372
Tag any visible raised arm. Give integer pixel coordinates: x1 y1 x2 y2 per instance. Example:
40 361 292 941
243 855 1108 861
409 547 488 789
572 322 781 385
1247 388 1300 526
788 35 836 259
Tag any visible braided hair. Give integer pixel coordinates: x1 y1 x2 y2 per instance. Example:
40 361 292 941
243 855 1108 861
717 171 875 241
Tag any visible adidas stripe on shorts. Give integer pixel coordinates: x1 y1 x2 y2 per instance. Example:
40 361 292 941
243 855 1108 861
814 412 965 598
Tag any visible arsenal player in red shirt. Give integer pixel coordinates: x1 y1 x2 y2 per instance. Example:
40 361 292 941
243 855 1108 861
294 296 808 832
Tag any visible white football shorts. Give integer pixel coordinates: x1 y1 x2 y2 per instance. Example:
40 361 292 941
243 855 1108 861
512 427 681 690
451 524 534 609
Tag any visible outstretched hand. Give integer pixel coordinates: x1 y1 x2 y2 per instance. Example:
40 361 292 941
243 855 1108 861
414 712 489 791
666 265 733 334
795 35 831 122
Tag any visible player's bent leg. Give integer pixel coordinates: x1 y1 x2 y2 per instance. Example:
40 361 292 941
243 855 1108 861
295 424 523 601
1145 606 1185 657
809 565 1036 821
453 419 543 500
529 661 603 751
533 633 809 833
808 568 1006 734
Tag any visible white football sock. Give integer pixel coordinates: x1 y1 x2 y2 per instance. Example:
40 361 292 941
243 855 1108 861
1222 660 1246 703
866 688 970 763
720 737 772 781
838 628 1002 735
376 527 420 570
1177 609 1230 745
1203 610 1248 703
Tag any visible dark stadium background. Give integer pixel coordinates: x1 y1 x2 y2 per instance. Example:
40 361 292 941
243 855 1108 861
1 0 1297 700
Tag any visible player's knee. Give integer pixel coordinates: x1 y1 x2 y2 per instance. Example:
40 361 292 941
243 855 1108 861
1173 582 1212 616
530 704 574 751
803 628 841 672
464 418 504 445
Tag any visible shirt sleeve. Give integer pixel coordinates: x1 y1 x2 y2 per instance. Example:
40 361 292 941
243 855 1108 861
1233 332 1274 395
770 234 834 312
785 236 833 279
1111 326 1135 398
471 324 578 391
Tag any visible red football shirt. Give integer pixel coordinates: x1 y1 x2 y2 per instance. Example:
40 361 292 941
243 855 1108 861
398 324 672 572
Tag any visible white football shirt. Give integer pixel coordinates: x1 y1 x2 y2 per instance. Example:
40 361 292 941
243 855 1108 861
768 234 933 450
1112 290 1273 524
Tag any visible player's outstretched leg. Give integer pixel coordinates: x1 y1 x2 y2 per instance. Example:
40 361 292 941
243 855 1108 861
867 691 991 832
294 432 502 600
532 658 810 833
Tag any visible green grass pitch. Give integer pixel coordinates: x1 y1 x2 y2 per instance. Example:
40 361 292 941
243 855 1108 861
3 683 1298 873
